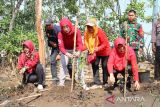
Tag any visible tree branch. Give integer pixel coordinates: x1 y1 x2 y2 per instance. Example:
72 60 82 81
9 0 24 32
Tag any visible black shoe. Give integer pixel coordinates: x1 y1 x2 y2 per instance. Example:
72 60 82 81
126 87 132 92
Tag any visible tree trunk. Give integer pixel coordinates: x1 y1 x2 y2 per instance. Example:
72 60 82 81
9 0 24 32
35 0 46 67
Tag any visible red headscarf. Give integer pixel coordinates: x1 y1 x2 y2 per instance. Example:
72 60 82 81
60 18 75 36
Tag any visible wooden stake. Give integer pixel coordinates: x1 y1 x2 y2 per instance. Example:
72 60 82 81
124 21 128 97
71 19 78 92
0 93 41 106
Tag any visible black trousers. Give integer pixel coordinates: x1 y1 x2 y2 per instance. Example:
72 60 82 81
113 66 132 89
154 46 160 80
22 63 45 85
92 56 109 85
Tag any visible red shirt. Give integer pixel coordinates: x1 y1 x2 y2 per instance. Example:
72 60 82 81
82 28 111 56
107 38 139 81
18 40 39 73
58 18 83 54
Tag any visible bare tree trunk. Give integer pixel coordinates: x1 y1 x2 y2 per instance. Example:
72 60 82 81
9 0 24 32
35 0 46 67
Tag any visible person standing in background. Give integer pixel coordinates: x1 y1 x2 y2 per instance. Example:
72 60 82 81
120 9 144 61
152 14 160 83
45 18 61 84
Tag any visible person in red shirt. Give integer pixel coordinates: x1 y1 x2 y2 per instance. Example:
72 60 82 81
17 40 45 90
83 18 111 86
108 37 140 90
58 18 83 86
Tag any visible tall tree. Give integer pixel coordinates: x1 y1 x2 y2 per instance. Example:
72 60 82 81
9 0 24 32
35 0 46 66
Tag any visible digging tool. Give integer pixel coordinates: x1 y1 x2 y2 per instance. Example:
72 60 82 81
124 21 128 97
71 19 78 92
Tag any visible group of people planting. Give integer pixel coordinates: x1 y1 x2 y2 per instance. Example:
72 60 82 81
17 9 160 93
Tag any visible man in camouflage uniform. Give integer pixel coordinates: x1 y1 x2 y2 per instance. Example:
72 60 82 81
121 10 144 61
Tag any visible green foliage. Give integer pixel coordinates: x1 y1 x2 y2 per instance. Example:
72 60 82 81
0 16 10 33
0 0 154 67
125 2 145 20
0 0 12 33
64 0 78 15
0 29 38 56
99 17 118 42
78 13 87 32
0 0 4 14
0 0 37 60
15 0 36 31
54 8 63 20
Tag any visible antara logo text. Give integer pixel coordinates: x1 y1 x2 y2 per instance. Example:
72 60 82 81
106 95 145 104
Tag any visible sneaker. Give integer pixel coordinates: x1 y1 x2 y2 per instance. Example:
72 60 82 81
90 84 102 89
57 83 65 86
153 80 160 84
37 84 44 90
83 85 89 91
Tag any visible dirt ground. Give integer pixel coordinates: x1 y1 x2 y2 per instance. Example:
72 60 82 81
0 63 160 107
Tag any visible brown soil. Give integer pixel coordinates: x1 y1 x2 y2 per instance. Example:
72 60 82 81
0 64 160 107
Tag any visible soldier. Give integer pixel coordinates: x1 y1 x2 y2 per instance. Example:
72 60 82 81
121 9 144 61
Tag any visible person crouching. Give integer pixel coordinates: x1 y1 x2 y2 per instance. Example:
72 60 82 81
108 37 140 91
17 40 45 90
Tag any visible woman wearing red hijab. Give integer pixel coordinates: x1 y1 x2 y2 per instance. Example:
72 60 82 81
17 40 45 90
108 37 140 90
58 18 83 86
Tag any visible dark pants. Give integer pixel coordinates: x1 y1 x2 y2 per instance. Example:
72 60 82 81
22 63 45 85
67 62 72 78
134 49 139 62
50 48 58 79
92 56 109 85
113 66 132 89
154 46 160 80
